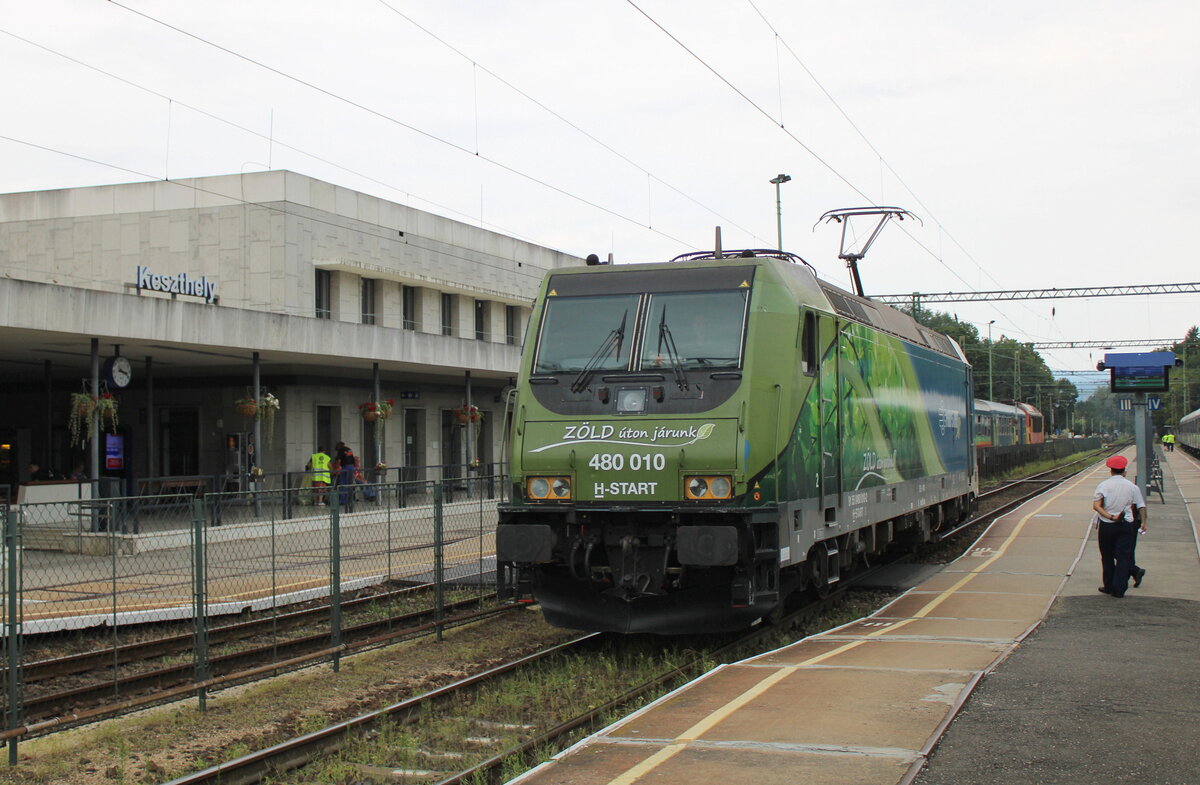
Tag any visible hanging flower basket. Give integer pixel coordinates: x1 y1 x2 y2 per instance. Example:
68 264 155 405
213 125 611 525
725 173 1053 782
234 394 280 446
95 393 119 431
452 404 482 425
359 399 395 422
68 392 96 447
258 393 280 447
68 392 119 447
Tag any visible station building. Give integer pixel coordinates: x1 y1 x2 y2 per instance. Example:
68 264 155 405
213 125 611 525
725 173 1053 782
0 170 580 493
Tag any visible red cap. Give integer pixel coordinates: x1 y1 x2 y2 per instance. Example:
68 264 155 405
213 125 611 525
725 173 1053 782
1106 455 1128 470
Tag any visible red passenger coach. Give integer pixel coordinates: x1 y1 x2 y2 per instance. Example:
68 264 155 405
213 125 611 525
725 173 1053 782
1015 402 1045 444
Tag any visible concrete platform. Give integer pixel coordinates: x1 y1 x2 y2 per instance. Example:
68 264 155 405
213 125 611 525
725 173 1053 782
511 447 1200 785
914 448 1200 785
12 497 497 633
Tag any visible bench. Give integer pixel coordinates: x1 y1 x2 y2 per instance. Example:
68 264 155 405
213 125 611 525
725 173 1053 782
135 477 209 517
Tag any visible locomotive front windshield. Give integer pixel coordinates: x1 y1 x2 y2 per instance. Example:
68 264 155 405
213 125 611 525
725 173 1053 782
533 286 749 374
534 294 640 373
640 290 747 369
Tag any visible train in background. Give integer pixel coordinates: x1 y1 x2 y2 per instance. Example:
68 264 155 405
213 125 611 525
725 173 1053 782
1178 408 1200 455
973 399 1045 448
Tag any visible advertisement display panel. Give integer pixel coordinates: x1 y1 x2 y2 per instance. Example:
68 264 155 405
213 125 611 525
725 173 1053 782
105 434 125 470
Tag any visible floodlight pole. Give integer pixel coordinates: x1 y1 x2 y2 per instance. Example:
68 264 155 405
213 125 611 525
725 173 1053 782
769 174 791 251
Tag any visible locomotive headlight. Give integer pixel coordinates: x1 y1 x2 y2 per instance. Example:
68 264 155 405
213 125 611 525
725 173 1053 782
526 476 572 500
685 475 734 500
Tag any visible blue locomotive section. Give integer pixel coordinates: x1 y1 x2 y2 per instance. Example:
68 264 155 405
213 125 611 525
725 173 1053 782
906 342 972 474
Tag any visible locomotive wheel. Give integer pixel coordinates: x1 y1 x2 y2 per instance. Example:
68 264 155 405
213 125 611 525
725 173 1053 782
806 546 830 599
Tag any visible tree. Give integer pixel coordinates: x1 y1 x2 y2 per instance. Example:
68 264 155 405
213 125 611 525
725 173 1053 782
1151 325 1200 430
903 306 1076 418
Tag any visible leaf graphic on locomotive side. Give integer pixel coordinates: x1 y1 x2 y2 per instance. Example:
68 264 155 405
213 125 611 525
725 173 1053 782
696 423 716 440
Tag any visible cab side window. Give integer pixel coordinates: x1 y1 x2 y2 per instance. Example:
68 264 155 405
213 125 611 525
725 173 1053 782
801 310 818 374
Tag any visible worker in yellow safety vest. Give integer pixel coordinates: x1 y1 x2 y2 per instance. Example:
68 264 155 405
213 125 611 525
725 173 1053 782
308 446 332 504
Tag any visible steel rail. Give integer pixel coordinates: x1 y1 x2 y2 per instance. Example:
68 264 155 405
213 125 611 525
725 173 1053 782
159 633 604 785
8 597 512 737
430 586 861 785
16 581 447 684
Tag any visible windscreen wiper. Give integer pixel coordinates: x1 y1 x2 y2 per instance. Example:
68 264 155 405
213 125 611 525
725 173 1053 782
570 310 627 393
656 308 689 391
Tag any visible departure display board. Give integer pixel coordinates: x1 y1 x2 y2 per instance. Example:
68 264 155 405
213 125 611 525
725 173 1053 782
1110 365 1170 393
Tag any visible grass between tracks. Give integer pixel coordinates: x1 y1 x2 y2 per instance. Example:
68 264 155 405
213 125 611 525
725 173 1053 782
0 591 895 785
0 608 577 785
986 448 1106 489
294 590 893 785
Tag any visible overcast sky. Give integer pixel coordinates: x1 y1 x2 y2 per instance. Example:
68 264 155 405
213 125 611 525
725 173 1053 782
3 1 1197 397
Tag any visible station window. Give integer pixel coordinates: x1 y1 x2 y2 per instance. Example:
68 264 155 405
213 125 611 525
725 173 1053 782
315 269 331 320
505 305 519 345
402 285 418 330
441 293 454 336
475 300 489 341
361 278 377 325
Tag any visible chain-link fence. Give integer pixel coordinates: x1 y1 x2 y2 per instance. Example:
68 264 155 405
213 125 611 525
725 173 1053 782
0 472 503 761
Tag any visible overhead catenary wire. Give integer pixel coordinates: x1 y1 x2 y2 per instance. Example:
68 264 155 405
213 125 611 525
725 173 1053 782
627 0 950 273
372 0 766 245
0 130 555 289
738 1 1063 345
104 0 701 252
0 26 551 252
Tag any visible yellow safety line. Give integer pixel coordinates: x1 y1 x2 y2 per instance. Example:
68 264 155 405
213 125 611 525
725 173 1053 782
606 468 1101 785
909 468 1096 619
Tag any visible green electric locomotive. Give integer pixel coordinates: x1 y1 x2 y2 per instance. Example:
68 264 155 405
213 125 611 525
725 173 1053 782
497 248 977 633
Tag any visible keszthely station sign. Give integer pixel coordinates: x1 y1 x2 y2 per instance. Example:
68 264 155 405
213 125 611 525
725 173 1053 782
135 266 218 304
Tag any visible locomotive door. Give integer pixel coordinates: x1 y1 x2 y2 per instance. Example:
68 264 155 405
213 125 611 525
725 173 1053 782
818 315 841 509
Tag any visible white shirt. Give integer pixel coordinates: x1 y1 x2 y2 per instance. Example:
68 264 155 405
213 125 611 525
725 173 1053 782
1092 474 1146 524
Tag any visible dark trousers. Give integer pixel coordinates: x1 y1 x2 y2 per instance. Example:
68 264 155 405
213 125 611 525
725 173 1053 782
1098 519 1138 597
339 466 356 508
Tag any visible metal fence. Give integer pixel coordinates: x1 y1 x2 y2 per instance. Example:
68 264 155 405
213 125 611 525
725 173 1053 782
0 473 504 761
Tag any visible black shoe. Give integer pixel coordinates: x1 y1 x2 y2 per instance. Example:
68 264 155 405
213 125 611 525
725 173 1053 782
1133 568 1146 588
1098 587 1112 594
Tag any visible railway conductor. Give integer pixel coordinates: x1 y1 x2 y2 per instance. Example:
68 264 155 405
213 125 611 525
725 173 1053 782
1092 455 1148 597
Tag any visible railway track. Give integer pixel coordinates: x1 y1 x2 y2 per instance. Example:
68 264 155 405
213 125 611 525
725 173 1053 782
7 587 512 737
22 581 447 684
160 583 863 785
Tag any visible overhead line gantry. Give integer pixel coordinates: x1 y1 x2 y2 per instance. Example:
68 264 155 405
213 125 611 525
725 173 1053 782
873 282 1200 306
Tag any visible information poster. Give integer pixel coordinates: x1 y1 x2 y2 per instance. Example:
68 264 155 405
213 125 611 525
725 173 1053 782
105 434 125 471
